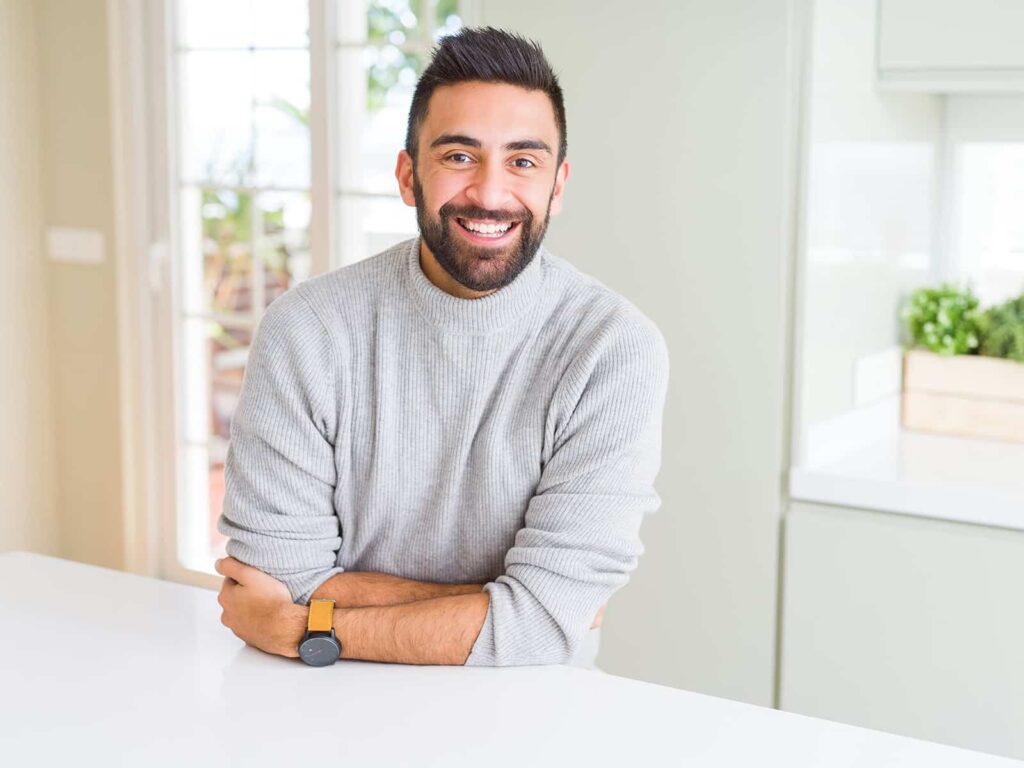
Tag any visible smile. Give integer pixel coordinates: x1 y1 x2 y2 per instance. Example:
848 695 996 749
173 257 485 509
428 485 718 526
454 217 520 242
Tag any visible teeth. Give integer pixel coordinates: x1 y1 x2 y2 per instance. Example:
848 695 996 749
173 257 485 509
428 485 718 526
460 218 512 235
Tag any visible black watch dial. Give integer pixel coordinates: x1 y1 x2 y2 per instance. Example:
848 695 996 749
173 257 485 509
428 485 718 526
299 635 341 667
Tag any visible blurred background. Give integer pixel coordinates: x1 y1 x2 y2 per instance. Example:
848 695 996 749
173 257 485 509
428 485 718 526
1 0 1022 760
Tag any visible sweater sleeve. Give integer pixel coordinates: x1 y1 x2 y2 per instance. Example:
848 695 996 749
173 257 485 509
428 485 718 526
216 290 346 605
464 312 670 666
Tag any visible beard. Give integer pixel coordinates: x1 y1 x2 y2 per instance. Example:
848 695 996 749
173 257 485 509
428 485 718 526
412 171 552 293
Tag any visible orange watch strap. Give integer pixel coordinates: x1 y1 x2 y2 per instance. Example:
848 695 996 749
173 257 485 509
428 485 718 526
307 598 335 633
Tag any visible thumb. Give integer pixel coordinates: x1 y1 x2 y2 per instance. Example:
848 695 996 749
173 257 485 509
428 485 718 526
215 556 252 585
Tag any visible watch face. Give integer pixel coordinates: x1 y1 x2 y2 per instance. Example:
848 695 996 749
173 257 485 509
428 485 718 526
299 635 341 667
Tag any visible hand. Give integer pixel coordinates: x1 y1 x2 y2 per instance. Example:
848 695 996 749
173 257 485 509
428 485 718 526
591 602 607 629
215 557 306 658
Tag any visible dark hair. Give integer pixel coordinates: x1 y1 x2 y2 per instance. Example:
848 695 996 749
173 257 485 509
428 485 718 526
405 27 567 165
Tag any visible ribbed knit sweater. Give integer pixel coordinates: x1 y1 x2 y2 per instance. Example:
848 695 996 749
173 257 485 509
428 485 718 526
217 236 669 668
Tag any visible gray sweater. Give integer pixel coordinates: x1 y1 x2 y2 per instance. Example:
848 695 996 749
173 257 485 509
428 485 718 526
217 237 669 667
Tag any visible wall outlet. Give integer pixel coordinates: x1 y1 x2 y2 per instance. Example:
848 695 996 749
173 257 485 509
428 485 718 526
46 227 105 265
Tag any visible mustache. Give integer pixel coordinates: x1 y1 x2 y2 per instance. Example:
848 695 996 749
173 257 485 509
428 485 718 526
438 202 531 224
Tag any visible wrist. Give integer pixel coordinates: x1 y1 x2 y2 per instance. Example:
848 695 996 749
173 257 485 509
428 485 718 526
279 603 308 658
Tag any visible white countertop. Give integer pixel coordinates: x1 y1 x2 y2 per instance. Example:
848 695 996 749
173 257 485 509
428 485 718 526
0 551 1018 767
790 397 1024 531
790 428 1024 531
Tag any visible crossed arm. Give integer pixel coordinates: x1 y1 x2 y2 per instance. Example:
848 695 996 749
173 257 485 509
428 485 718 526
215 560 605 665
216 292 663 666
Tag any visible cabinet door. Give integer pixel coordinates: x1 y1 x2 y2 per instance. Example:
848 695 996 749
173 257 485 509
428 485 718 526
879 0 1024 72
780 502 1024 760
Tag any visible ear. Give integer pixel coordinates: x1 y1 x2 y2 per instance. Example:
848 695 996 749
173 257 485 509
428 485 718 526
395 149 417 207
548 159 570 216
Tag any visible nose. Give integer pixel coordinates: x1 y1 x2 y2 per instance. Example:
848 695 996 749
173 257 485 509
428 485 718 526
463 159 514 213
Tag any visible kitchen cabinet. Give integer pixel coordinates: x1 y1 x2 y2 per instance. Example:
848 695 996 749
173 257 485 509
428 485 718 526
780 501 1024 760
878 0 1024 91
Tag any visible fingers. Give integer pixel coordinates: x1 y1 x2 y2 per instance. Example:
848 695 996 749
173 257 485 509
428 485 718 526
217 578 236 602
215 558 279 592
214 557 246 583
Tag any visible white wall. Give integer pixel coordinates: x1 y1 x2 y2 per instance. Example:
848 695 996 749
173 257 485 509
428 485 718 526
0 0 60 556
37 0 125 570
795 0 943 439
480 0 800 705
0 0 124 569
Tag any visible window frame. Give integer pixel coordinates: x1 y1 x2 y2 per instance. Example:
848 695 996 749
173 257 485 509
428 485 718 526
110 0 479 589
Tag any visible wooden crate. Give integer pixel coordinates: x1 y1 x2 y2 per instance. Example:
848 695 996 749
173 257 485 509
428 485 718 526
902 349 1024 443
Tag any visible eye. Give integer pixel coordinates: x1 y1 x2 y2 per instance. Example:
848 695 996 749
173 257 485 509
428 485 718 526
512 157 536 169
445 152 473 164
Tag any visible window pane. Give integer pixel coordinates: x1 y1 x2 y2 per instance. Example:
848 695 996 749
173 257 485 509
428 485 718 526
181 187 256 315
180 50 310 187
337 45 422 194
173 0 315 579
335 3 462 195
180 316 251 565
210 324 252 443
364 0 422 47
253 50 311 188
181 317 253 445
340 0 463 46
181 318 210 446
257 191 312 306
179 51 256 185
251 0 309 48
179 0 309 49
205 188 255 315
179 442 230 567
180 443 212 567
209 453 229 557
434 0 462 39
179 0 253 49
955 144 1024 305
337 194 418 264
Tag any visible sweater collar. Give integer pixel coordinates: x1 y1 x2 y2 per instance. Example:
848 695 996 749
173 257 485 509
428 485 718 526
404 236 546 334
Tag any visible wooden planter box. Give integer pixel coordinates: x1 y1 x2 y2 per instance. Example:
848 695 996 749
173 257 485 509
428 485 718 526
902 349 1024 443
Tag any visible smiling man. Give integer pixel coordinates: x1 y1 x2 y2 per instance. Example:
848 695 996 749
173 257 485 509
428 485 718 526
215 27 669 669
405 80 562 297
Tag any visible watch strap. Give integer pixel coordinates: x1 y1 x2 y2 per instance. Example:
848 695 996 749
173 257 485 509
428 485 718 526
307 598 335 633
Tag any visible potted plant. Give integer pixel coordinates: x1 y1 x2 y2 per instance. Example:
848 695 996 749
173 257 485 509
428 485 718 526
977 295 1024 363
901 284 1024 443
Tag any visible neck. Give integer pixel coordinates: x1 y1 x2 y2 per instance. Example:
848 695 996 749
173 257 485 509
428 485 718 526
418 241 497 300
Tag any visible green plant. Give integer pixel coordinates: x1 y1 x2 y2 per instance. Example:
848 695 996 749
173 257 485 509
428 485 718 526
901 283 981 356
977 293 1024 363
366 0 460 110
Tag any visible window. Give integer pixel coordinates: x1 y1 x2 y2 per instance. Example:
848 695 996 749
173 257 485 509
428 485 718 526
168 0 464 577
944 96 1024 306
951 144 1024 306
335 0 463 263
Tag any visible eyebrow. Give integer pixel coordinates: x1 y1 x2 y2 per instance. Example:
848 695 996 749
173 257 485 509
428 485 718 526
429 134 553 155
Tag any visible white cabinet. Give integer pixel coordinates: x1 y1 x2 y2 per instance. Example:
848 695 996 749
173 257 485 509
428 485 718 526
878 0 1024 91
780 501 1024 760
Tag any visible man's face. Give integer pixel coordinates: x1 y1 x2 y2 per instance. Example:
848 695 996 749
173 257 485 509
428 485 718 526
396 81 569 295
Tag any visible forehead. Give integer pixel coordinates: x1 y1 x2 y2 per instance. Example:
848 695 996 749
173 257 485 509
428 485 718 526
420 81 558 149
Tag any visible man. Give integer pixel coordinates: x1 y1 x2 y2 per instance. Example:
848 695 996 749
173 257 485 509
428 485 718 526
215 27 669 669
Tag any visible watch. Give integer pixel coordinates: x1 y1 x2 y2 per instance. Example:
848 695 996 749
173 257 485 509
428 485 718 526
298 598 341 667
